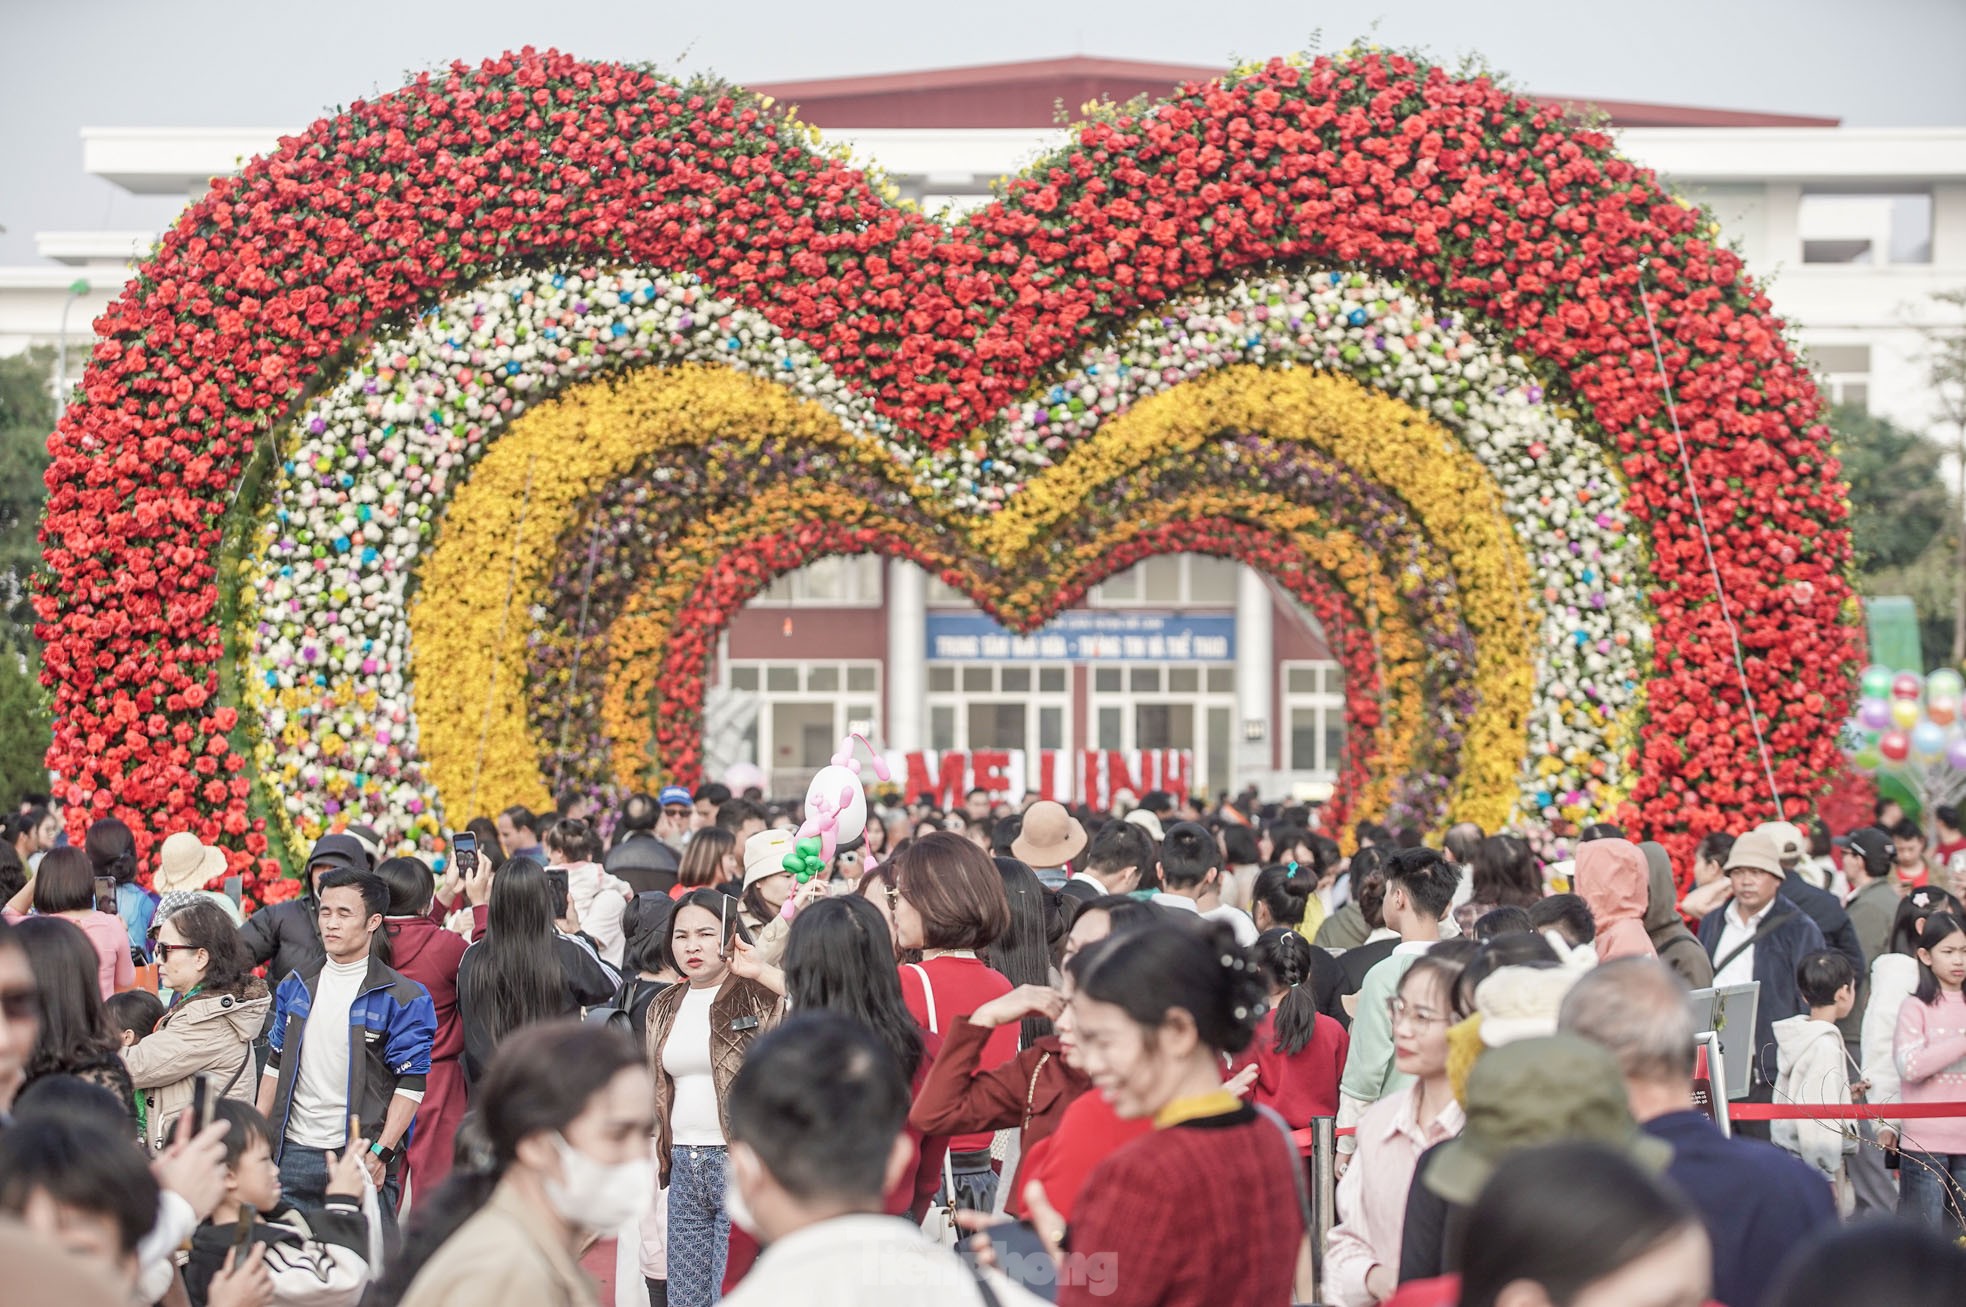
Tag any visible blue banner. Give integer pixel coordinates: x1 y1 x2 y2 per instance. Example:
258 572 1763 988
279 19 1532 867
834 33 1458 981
925 611 1235 662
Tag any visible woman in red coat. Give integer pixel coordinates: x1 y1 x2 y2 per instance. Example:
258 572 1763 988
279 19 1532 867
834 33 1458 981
379 857 469 1195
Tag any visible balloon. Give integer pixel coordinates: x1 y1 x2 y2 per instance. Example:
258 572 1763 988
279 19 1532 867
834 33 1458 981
1931 668 1965 700
722 761 765 794
1857 697 1893 731
1853 746 1883 773
1879 730 1912 763
1949 737 1966 771
1891 698 1922 730
1893 672 1925 701
1931 698 1959 727
1912 721 1949 759
1860 665 1895 699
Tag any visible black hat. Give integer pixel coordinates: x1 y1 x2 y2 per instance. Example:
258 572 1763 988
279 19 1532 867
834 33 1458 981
1833 826 1896 874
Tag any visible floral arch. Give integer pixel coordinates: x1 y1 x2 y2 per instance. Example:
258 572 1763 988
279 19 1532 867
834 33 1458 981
39 49 1860 903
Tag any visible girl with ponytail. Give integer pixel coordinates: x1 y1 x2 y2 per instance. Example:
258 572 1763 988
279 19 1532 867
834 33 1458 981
1229 928 1350 1128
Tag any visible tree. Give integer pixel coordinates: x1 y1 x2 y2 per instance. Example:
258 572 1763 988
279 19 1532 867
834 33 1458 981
1915 288 1966 662
0 646 50 809
1835 403 1957 664
0 346 54 656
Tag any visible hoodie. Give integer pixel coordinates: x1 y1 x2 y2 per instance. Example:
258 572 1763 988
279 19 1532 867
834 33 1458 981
383 915 468 1061
1771 1013 1855 1186
1639 842 1713 990
1574 838 1657 964
183 1199 369 1307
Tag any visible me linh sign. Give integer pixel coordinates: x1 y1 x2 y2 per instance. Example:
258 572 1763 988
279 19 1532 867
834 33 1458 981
924 612 1237 663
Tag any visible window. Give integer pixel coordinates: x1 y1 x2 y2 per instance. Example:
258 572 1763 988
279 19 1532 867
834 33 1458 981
1808 343 1872 413
1090 554 1243 607
922 663 1073 778
1799 191 1933 266
1281 659 1346 776
751 554 884 606
719 661 883 796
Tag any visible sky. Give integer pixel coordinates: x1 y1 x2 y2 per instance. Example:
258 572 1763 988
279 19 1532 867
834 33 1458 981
3 0 1964 265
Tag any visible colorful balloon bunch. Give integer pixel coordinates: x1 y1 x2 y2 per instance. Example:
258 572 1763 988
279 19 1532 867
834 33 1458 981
1847 665 1966 773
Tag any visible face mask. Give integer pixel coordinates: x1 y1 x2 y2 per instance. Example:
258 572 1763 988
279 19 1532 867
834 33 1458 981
724 1152 759 1237
544 1133 653 1233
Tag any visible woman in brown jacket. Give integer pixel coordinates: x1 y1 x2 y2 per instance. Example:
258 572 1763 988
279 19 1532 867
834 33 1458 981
644 889 779 1307
908 894 1158 1218
122 899 270 1150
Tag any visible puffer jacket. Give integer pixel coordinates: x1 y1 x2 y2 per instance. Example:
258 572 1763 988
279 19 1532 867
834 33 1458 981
1860 952 1920 1135
1575 837 1657 963
645 973 780 1185
122 979 271 1150
1639 842 1712 989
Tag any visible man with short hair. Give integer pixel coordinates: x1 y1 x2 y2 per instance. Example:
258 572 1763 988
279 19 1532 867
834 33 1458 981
1560 958 1835 1307
604 792 682 893
1833 824 1900 1214
1755 820 1866 981
257 869 436 1226
721 1012 1045 1306
715 797 768 854
494 805 544 862
240 832 372 988
1698 828 1826 1130
1336 847 1460 1164
1149 821 1257 945
693 782 731 833
963 787 993 824
554 787 594 826
1061 820 1156 904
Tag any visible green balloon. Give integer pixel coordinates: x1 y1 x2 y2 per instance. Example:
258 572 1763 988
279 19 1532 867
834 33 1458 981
1860 667 1894 698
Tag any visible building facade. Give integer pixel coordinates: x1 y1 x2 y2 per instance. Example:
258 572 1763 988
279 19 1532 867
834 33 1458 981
3 58 1962 803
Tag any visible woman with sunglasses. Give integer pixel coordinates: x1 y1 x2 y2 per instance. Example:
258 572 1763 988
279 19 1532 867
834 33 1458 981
122 899 270 1150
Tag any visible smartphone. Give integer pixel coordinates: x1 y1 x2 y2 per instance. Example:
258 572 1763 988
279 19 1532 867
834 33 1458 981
189 1073 212 1136
959 1220 1059 1301
450 830 479 874
94 876 118 913
233 1203 257 1254
543 866 570 920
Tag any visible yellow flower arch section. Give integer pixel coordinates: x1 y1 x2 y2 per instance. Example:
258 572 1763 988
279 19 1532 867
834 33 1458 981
414 362 1536 830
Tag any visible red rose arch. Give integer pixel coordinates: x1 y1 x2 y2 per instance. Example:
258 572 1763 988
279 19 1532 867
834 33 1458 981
38 49 1859 902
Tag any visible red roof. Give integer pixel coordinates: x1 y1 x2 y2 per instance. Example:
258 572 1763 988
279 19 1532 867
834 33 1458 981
747 56 1840 131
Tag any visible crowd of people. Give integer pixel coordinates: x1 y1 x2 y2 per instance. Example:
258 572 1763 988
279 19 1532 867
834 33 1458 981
3 779 1966 1307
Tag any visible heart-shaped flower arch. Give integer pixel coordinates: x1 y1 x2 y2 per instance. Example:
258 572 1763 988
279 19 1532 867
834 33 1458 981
39 47 1859 903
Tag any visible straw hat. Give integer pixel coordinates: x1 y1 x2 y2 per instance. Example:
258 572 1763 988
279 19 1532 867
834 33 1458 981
1012 801 1088 869
154 831 228 894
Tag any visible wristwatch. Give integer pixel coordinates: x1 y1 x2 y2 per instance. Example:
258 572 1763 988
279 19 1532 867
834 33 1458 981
369 1140 401 1165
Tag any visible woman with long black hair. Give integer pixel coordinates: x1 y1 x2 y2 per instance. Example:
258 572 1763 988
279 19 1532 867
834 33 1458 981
377 1021 655 1307
645 888 778 1307
15 915 135 1119
988 857 1059 1050
456 858 619 1089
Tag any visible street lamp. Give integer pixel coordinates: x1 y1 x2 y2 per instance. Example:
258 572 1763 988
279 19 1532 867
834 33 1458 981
54 277 91 421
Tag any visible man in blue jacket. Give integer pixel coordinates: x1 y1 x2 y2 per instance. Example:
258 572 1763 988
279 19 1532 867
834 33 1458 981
1697 827 1826 1123
256 867 434 1232
1562 959 1836 1307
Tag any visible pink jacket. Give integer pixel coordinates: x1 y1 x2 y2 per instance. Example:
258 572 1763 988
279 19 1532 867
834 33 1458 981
1324 1083 1464 1307
1576 838 1658 963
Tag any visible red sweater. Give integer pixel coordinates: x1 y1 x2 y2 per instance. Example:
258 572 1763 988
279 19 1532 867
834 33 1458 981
1059 1105 1304 1307
1018 1088 1151 1222
898 956 1016 1153
1228 1009 1349 1127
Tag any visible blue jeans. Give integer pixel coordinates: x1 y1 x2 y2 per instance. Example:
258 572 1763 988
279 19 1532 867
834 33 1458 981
666 1145 728 1307
279 1142 400 1240
1900 1151 1966 1233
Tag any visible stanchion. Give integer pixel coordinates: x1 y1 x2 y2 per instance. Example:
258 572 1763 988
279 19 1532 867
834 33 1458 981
1309 1116 1336 1306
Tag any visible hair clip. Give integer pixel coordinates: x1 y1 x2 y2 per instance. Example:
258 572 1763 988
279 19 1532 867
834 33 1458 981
1286 860 1300 877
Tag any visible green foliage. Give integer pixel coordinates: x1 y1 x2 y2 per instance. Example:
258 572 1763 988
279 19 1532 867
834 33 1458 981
0 346 54 656
1835 403 1957 663
0 645 50 806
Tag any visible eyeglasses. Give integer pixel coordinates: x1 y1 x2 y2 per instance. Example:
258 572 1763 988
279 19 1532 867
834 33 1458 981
153 942 202 962
1388 997 1449 1027
0 986 38 1020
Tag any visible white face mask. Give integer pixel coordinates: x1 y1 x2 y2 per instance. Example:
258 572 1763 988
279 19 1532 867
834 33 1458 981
544 1133 653 1233
724 1155 759 1238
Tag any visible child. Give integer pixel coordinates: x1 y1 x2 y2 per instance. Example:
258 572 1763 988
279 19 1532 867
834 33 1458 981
1894 910 1966 1234
1773 949 1860 1214
1232 928 1350 1125
105 990 165 1047
182 1099 371 1307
